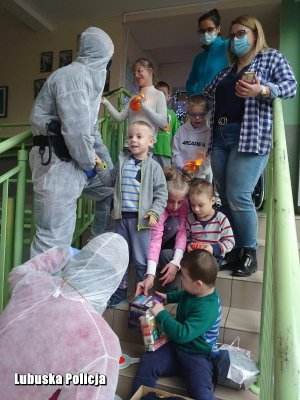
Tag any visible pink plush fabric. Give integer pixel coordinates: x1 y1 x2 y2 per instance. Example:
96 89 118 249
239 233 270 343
0 233 128 400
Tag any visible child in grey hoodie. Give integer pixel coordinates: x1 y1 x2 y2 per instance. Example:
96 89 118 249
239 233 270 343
96 121 167 306
172 94 212 181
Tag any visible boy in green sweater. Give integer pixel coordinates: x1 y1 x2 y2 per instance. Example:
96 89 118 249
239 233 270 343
132 249 221 400
153 81 180 168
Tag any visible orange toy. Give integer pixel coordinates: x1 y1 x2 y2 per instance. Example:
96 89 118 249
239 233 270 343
184 151 206 172
190 242 206 250
130 93 144 111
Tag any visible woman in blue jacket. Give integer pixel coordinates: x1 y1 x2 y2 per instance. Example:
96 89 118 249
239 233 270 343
186 9 228 95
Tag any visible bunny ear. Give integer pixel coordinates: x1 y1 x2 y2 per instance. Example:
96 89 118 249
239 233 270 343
9 246 71 292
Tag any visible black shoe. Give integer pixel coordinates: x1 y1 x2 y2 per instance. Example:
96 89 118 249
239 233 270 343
107 288 127 308
220 248 242 271
232 248 258 277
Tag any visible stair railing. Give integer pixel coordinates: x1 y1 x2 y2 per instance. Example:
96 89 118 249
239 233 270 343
251 98 300 400
0 87 131 311
0 125 31 311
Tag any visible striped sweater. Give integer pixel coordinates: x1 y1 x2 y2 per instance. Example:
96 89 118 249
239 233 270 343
186 210 235 256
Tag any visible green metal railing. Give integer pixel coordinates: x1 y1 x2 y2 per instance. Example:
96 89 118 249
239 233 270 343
0 87 131 311
251 99 300 399
100 87 131 163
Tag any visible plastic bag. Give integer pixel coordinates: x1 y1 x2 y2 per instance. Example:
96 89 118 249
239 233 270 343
216 337 259 390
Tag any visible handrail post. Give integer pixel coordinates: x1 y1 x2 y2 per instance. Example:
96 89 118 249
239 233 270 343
272 99 300 400
13 148 28 267
251 150 274 398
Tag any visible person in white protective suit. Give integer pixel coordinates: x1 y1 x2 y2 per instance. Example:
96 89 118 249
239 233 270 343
0 233 128 400
29 27 115 257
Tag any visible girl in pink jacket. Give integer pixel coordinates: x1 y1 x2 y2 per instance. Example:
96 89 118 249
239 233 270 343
136 168 191 295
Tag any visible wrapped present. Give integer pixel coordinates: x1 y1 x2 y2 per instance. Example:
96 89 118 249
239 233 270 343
216 338 259 390
128 294 164 330
139 311 169 352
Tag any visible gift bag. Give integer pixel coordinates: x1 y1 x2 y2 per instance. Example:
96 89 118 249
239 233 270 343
139 311 169 352
216 337 259 390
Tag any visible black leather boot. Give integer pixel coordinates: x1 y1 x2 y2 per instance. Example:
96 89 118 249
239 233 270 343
232 248 258 277
220 248 242 271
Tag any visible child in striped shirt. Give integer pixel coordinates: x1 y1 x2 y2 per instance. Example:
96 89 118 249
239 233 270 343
187 178 235 267
132 250 222 400
95 121 167 306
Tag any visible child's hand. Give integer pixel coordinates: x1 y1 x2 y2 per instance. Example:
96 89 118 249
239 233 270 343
135 275 155 297
95 156 107 170
187 243 193 252
203 244 214 254
144 214 158 228
150 300 164 317
154 291 167 301
159 263 178 286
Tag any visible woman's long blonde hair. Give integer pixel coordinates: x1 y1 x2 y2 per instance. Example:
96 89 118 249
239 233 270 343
228 15 269 65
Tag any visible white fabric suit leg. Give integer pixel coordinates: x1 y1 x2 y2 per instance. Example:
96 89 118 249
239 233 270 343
30 148 86 257
83 138 115 236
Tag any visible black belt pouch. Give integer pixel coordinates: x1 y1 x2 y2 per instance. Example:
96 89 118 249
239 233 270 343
48 120 71 162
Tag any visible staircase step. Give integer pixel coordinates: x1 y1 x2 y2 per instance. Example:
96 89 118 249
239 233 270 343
216 270 263 311
117 341 258 400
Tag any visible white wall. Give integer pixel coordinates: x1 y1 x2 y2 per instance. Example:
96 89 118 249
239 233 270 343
0 9 126 125
160 62 191 92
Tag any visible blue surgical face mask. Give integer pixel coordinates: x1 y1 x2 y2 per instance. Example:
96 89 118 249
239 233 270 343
230 36 252 57
199 32 217 46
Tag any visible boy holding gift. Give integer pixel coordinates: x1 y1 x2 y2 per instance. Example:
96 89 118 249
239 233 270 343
132 249 221 400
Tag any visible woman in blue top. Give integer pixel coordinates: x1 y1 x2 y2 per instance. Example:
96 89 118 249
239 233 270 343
186 9 228 95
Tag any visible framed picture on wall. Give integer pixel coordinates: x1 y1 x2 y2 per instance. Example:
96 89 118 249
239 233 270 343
0 86 8 118
34 78 46 99
40 51 53 73
59 49 73 68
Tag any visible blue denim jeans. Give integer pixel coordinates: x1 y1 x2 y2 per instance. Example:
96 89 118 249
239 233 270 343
211 124 269 248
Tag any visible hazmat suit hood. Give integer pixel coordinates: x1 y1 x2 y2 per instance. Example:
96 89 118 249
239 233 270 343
76 27 114 69
60 232 128 314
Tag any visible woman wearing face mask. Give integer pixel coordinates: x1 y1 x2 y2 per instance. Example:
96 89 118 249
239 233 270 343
186 8 228 96
203 15 297 277
101 58 167 140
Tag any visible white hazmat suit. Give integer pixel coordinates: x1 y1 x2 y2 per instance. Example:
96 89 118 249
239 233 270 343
0 233 129 400
30 27 114 257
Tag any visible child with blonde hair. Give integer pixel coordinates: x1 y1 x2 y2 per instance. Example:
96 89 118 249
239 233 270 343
96 121 167 306
136 167 191 295
102 58 167 141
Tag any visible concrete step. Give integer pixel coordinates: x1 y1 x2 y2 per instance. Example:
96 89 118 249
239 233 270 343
116 341 259 400
216 270 263 311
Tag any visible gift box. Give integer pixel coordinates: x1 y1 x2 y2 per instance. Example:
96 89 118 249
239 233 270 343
128 294 164 330
139 311 169 352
